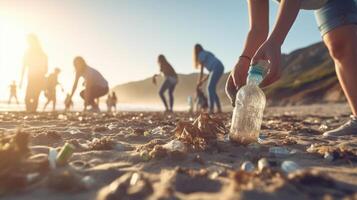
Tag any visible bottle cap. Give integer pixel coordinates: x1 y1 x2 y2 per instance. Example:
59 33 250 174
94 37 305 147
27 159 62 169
249 60 269 76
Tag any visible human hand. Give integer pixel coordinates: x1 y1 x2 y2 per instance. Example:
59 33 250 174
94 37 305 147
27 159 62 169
152 74 157 85
251 40 282 87
225 73 238 107
231 56 251 89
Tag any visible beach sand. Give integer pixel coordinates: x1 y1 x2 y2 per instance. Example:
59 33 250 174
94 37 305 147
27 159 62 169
1 103 356 200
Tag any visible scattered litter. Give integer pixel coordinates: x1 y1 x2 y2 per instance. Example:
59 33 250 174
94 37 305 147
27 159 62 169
48 148 58 169
269 147 291 157
140 150 151 161
82 176 96 189
107 123 117 130
151 127 165 135
56 143 75 166
223 134 230 143
162 140 187 153
257 158 269 172
324 152 335 162
318 124 328 131
240 161 255 172
281 160 300 173
68 128 81 135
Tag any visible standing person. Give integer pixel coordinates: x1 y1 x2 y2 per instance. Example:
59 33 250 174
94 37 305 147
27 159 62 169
69 56 109 112
194 44 224 114
152 55 178 112
111 91 118 112
226 0 357 137
8 80 19 104
20 34 48 112
43 68 63 111
106 93 112 112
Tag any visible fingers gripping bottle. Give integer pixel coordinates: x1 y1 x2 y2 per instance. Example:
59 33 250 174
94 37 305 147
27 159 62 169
229 61 268 144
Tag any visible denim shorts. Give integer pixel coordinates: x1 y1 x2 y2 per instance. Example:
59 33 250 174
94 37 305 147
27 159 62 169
315 0 357 36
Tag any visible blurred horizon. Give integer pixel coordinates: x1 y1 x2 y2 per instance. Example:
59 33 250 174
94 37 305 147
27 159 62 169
0 0 322 104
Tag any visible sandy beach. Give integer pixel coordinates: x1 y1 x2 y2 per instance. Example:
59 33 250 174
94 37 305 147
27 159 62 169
0 103 356 200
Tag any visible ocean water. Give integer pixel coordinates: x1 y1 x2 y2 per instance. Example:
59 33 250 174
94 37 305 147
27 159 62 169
0 102 169 112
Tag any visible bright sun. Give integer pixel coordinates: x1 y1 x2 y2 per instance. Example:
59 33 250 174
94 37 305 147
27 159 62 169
0 14 27 100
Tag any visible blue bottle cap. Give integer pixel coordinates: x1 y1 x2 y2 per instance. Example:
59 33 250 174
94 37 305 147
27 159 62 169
248 65 265 77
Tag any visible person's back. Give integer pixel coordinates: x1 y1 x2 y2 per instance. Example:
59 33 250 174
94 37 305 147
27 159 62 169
70 57 109 112
46 73 58 90
83 66 108 88
160 62 177 78
198 50 220 72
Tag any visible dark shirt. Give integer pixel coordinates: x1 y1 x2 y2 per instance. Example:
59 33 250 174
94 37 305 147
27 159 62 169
160 63 177 78
46 73 58 90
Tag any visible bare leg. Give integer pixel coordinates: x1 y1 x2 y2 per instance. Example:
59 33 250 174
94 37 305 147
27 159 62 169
52 98 56 112
43 100 50 111
323 25 357 116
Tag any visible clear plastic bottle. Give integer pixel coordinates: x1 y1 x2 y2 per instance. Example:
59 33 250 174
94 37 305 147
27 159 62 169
229 61 268 144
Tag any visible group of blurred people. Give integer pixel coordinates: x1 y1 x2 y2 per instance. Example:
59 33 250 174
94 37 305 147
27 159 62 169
10 34 116 113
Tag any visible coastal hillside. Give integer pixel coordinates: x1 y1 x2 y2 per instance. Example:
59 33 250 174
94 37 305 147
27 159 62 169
113 42 345 107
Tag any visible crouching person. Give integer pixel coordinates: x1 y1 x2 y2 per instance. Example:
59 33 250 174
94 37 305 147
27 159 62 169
69 56 109 112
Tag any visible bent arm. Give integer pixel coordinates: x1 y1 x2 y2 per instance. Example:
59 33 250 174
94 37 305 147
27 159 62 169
241 0 269 59
70 74 80 98
231 0 269 87
20 64 26 88
198 66 204 84
267 0 301 46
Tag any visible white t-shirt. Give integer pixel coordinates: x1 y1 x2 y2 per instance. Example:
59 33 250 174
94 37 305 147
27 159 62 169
82 66 108 88
274 0 328 10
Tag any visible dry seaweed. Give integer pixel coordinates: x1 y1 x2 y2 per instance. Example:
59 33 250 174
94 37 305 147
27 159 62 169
174 114 226 151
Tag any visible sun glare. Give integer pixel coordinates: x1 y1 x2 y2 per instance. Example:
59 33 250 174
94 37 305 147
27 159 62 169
0 15 27 100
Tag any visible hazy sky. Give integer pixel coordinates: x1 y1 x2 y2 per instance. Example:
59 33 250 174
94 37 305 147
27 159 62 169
0 0 322 101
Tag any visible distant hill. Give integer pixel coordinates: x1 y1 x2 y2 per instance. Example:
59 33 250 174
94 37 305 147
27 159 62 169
113 42 345 107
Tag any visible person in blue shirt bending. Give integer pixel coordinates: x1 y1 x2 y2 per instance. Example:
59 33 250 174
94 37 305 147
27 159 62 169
194 44 224 114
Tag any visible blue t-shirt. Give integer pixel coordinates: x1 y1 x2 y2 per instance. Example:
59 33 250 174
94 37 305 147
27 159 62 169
198 50 220 72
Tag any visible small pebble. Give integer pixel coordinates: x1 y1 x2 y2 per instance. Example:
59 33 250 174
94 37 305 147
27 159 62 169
140 150 151 161
258 158 269 172
240 161 255 172
281 160 300 173
324 152 334 162
81 176 95 189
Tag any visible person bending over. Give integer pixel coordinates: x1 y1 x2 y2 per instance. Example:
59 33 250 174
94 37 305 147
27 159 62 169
226 0 357 137
69 57 109 112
